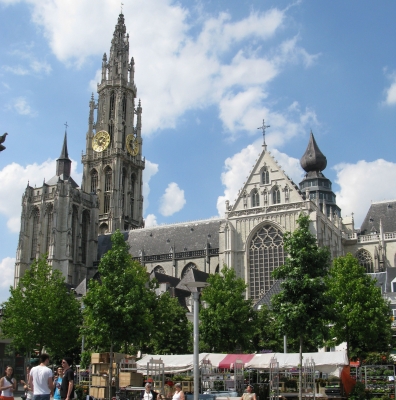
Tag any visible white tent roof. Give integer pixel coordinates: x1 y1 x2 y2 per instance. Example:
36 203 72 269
247 351 349 377
136 351 348 377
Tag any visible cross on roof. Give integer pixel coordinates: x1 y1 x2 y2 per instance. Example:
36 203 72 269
64 121 69 132
257 119 270 145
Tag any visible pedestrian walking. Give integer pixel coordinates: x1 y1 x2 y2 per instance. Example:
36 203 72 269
53 367 63 400
172 383 184 400
20 365 33 400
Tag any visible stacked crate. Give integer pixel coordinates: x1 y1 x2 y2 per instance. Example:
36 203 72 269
119 356 143 387
89 353 114 399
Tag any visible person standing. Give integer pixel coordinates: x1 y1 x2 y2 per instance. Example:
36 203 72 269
0 366 17 400
53 367 63 400
172 383 184 400
60 358 74 400
141 383 158 400
240 384 256 400
29 354 53 400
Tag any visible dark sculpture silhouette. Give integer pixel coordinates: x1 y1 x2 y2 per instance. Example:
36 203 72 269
0 133 8 152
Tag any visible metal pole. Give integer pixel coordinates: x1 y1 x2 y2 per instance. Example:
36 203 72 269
193 291 200 400
283 335 287 353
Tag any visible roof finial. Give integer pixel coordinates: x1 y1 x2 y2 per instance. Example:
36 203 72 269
120 2 124 14
258 119 270 147
64 121 69 133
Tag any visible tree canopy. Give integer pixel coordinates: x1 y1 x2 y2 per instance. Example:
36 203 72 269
82 230 156 352
326 253 392 359
200 265 254 352
0 254 82 359
271 213 331 400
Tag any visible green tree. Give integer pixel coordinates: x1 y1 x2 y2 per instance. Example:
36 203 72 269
271 213 331 400
145 292 192 354
326 253 391 359
200 265 255 352
82 230 156 353
0 254 82 359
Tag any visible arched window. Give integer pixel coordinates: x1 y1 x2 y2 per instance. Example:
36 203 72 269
249 224 284 300
356 249 374 273
104 167 112 213
181 262 198 278
45 204 53 254
71 205 78 259
251 189 260 207
152 265 166 274
215 264 220 274
272 186 281 204
99 223 108 235
81 210 90 264
109 91 115 119
90 169 98 193
108 121 114 146
31 207 40 259
121 168 126 210
261 167 269 184
130 173 136 219
122 93 127 121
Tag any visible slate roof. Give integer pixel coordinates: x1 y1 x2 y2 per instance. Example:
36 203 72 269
126 218 223 258
253 280 283 310
46 174 79 188
360 200 396 234
97 231 129 259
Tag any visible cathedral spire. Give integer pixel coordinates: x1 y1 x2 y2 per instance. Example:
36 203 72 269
56 132 71 178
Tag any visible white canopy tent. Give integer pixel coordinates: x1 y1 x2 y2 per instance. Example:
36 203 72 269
136 351 348 377
247 351 349 377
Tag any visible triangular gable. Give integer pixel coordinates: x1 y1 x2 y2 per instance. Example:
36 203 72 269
231 147 304 213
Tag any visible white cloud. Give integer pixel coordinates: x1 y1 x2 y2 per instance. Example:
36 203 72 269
384 73 396 105
0 159 82 233
0 257 14 289
0 257 14 303
2 65 30 75
145 214 158 227
142 160 159 213
159 182 186 217
2 47 52 76
11 97 36 116
334 159 396 227
216 140 305 216
4 0 316 141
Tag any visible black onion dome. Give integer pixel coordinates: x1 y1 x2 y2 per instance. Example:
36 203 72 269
300 131 327 172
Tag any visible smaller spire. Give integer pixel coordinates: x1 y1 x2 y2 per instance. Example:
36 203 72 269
59 131 69 159
300 131 327 173
56 131 71 178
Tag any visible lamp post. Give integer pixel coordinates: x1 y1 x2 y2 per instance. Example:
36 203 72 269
185 281 210 400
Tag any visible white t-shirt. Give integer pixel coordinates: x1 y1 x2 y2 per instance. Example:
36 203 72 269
30 365 53 395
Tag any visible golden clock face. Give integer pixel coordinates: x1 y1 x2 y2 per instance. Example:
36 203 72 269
126 134 139 156
93 130 111 152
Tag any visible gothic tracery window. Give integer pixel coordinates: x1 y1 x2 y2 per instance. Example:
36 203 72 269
181 262 198 278
81 210 90 264
104 167 112 213
71 205 78 259
356 249 374 273
45 204 53 254
251 188 260 207
31 207 40 259
130 173 136 219
90 169 98 193
272 186 281 204
249 224 284 300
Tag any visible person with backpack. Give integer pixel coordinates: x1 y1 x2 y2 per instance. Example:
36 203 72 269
0 366 17 400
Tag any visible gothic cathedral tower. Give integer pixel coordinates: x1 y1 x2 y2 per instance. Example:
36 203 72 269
82 14 145 234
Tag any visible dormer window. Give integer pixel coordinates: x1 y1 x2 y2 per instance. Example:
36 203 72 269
251 189 260 207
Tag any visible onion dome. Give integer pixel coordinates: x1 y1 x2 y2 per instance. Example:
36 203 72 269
300 131 327 173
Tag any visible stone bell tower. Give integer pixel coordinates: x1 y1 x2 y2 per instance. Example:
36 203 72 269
81 13 145 234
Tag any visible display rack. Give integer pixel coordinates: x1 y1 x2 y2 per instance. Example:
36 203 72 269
364 365 396 398
303 357 315 399
269 357 279 400
147 358 165 394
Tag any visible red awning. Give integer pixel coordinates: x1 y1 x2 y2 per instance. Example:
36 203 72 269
218 354 255 369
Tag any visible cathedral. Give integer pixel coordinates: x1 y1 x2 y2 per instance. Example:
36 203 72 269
13 14 396 311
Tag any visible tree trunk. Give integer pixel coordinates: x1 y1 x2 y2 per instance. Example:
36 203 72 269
299 335 303 400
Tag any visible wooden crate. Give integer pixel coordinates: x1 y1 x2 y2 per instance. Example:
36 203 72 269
91 353 101 363
92 375 108 386
96 387 109 399
119 371 143 387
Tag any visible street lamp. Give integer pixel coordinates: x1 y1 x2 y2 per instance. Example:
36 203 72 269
185 281 210 400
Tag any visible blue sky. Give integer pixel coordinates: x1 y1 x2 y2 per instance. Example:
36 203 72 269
1 0 396 302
